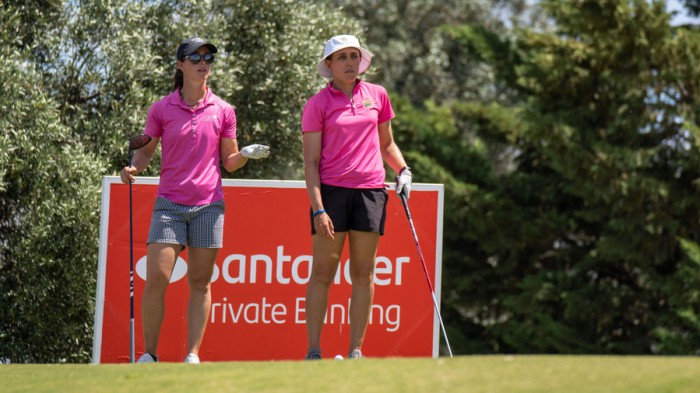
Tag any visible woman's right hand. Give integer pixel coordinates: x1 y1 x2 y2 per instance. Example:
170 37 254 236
120 165 137 184
314 212 335 240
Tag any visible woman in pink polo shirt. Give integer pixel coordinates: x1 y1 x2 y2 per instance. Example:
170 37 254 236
301 35 412 360
120 37 270 364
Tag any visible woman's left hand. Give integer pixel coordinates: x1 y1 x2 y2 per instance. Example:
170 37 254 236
241 144 271 159
396 167 412 198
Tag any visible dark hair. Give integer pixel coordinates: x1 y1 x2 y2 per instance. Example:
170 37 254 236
173 68 183 91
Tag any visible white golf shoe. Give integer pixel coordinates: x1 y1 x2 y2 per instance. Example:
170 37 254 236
184 353 200 364
136 353 158 363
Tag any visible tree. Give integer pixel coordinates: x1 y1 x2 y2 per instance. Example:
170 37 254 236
207 0 361 180
0 0 361 362
442 0 700 354
330 0 513 106
329 0 537 354
0 6 105 361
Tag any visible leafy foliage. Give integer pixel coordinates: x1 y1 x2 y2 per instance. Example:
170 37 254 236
333 0 508 106
0 10 105 360
207 0 361 179
4 0 700 362
0 0 358 363
440 0 700 354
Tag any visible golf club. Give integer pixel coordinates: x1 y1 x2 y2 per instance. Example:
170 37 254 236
127 134 152 363
399 190 454 358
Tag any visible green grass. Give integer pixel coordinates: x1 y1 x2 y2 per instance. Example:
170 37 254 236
2 356 699 393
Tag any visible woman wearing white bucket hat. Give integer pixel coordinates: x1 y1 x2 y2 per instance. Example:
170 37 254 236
301 34 413 360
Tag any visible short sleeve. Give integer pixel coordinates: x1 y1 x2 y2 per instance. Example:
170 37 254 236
377 86 395 124
221 104 237 139
144 102 163 138
301 97 323 132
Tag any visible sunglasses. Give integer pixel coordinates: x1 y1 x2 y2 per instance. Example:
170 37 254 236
183 52 215 64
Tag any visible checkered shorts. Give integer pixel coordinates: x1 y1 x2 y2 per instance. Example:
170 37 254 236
147 197 225 249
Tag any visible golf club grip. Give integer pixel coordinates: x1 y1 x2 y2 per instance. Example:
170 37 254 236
400 188 408 208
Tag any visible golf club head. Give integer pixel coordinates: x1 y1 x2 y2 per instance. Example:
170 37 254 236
128 134 152 151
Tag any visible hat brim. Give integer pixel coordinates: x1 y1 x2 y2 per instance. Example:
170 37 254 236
200 43 218 54
317 45 372 78
178 43 218 60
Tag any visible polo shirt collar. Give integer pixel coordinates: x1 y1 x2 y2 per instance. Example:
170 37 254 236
327 79 362 96
169 87 212 109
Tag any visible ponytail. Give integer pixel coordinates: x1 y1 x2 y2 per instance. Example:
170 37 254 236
173 69 184 91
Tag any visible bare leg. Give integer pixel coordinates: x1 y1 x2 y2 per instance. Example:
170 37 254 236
306 232 347 354
347 230 380 354
142 243 181 356
185 247 218 355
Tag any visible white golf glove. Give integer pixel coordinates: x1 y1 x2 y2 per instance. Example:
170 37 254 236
241 144 271 159
395 166 412 198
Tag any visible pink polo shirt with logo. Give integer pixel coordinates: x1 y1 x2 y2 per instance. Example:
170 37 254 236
301 80 395 189
144 88 236 205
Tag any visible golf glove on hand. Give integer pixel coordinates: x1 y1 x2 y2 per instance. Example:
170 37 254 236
395 166 412 198
241 144 271 159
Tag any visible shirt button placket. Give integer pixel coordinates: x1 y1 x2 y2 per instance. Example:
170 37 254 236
192 112 197 140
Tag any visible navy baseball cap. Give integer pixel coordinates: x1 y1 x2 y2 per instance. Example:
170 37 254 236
176 37 218 60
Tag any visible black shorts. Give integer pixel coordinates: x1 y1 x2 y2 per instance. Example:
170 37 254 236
310 184 389 235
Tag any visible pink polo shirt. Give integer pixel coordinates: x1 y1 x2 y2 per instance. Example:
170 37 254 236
144 88 236 205
301 80 395 189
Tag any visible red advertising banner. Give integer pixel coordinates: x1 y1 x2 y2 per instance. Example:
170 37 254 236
92 177 444 363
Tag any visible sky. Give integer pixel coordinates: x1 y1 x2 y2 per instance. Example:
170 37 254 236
666 0 700 25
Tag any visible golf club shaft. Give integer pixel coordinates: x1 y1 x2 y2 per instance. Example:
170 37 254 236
126 135 152 363
129 158 135 363
400 192 454 358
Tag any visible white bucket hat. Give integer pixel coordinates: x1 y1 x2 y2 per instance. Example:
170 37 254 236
317 35 373 78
